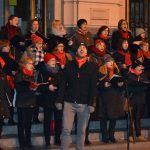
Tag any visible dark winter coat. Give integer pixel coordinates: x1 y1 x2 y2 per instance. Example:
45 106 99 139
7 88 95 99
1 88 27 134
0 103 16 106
0 70 12 119
70 31 94 52
127 71 149 105
97 73 125 119
0 52 19 76
37 64 62 108
14 69 37 108
57 60 97 106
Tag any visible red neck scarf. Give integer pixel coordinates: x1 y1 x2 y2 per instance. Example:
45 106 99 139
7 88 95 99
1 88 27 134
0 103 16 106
75 56 88 68
107 67 114 80
54 50 66 66
129 66 143 76
77 28 88 35
91 45 106 57
118 29 129 39
22 68 33 77
137 50 144 62
117 49 132 66
98 34 108 40
6 23 19 40
143 51 150 59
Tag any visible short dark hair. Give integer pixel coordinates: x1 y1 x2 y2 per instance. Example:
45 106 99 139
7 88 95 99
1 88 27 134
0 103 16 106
8 14 18 21
97 25 110 35
77 19 87 28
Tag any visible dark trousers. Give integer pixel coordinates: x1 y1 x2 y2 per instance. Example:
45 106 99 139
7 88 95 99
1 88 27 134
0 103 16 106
17 107 33 147
43 107 62 145
0 119 3 138
100 118 116 140
129 104 144 137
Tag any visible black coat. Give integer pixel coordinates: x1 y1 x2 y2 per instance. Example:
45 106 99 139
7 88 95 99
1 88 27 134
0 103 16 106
97 73 125 119
14 69 37 108
37 65 62 108
127 71 149 105
57 60 97 106
0 52 19 76
0 71 12 119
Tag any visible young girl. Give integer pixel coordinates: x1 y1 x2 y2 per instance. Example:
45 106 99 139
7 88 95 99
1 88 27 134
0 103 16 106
15 57 38 149
37 53 62 147
15 56 53 149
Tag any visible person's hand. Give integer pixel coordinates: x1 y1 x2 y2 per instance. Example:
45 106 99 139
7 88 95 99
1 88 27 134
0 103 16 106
49 84 57 92
55 103 62 110
104 82 111 87
19 41 25 46
122 64 127 69
118 82 124 87
30 82 39 91
88 106 95 113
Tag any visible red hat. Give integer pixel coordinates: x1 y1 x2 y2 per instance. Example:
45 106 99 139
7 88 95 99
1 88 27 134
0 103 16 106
95 39 105 46
44 53 56 63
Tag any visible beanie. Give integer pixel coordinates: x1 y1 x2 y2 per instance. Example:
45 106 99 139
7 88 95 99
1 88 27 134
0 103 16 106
103 54 114 64
135 28 145 37
44 53 56 63
132 60 143 69
77 19 87 28
95 39 105 47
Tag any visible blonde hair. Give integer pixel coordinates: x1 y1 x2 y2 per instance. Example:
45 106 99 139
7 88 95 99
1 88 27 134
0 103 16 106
19 56 33 68
99 62 120 75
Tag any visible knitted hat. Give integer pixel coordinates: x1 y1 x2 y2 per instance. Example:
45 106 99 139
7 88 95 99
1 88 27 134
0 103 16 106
44 53 56 63
103 54 114 64
77 43 87 49
135 28 145 37
0 40 9 51
132 60 143 69
95 39 105 47
77 19 87 28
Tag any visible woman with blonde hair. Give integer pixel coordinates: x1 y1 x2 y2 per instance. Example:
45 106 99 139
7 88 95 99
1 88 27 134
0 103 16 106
47 19 69 52
97 54 125 143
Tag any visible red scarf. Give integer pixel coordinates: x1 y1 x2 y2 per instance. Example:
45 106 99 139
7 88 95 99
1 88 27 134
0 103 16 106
118 29 129 39
22 68 33 77
98 34 108 40
107 67 114 80
117 49 132 66
6 23 19 40
137 50 144 62
54 51 66 66
90 45 106 57
75 56 88 68
129 66 143 76
77 28 88 35
143 51 150 59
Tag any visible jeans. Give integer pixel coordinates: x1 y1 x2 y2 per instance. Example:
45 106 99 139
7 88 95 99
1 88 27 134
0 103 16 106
60 101 90 150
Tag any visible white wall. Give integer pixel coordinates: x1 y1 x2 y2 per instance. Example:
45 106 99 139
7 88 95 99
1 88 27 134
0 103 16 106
54 0 126 32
